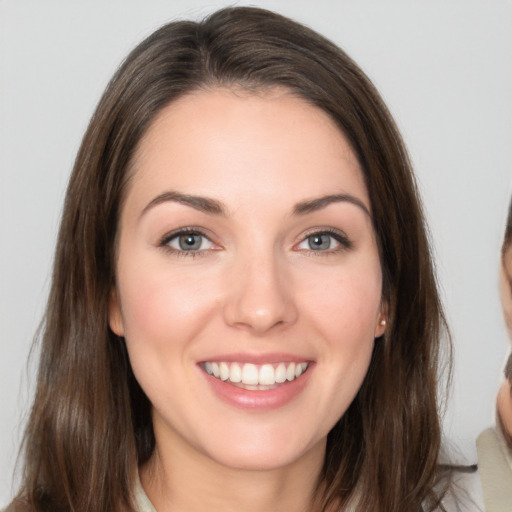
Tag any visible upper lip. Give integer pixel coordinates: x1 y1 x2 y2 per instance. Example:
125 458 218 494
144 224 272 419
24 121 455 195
197 352 313 365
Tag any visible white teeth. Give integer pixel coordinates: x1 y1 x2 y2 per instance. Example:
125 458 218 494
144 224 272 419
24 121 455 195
259 364 275 385
295 362 308 378
242 363 259 385
219 362 229 381
275 363 287 383
203 361 309 386
286 362 296 381
230 362 242 383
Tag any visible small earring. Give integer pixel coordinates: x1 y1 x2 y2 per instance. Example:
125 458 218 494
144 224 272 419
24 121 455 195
379 319 387 326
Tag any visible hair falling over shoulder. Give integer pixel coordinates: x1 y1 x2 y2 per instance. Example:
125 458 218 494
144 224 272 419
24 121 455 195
8 7 452 512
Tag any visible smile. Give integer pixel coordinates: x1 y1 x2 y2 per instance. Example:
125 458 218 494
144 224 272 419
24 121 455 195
202 361 309 387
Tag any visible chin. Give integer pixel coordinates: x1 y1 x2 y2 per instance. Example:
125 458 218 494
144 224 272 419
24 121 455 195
206 445 317 472
196 426 327 472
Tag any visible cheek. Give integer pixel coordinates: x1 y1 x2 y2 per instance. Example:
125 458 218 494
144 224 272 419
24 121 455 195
498 382 512 436
293 266 380 430
296 261 382 338
116 259 225 405
499 265 512 336
293 259 381 394
116 257 221 353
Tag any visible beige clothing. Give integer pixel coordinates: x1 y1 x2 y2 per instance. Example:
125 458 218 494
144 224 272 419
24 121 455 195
132 475 483 512
477 427 512 511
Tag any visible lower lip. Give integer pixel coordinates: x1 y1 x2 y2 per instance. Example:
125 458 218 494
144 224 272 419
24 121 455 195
202 366 313 410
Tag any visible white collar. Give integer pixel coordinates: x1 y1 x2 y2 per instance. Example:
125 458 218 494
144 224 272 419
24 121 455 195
134 475 157 512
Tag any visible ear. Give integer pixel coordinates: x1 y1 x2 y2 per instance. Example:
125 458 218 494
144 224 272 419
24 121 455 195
374 301 388 338
108 289 125 337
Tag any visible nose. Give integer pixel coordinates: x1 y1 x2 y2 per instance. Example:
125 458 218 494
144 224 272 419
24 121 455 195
223 253 298 335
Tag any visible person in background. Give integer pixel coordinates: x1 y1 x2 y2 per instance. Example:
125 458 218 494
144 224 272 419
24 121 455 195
477 198 512 510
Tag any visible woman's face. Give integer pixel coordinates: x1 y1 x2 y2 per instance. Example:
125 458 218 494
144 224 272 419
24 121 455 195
110 88 386 472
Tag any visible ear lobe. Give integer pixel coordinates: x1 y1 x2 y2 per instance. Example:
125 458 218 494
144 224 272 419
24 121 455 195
108 289 125 337
374 302 388 338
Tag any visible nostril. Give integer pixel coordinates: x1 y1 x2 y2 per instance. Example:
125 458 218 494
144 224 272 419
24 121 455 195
223 296 298 333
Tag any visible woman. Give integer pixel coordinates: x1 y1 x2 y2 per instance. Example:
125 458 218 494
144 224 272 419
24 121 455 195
477 199 512 510
7 7 451 512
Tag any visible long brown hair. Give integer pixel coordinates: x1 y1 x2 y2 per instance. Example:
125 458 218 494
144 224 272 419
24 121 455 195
10 7 451 512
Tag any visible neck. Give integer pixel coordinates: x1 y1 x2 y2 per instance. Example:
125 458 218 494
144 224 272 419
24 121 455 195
140 431 326 512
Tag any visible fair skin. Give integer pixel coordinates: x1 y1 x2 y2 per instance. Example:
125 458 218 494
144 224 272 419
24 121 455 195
109 88 386 512
498 247 512 438
500 246 512 340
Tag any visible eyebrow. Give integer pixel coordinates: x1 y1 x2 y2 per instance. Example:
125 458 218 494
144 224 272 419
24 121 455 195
140 191 370 219
140 191 227 218
293 194 371 217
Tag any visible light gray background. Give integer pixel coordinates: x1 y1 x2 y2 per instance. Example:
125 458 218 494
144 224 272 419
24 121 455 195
1 0 511 504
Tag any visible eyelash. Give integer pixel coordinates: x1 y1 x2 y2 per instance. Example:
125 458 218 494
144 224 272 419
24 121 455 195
158 227 352 257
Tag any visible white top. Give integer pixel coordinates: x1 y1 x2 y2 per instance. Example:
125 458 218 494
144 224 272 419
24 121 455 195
134 477 157 512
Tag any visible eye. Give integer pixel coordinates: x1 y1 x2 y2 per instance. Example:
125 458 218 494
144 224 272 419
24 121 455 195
296 230 351 252
161 230 214 253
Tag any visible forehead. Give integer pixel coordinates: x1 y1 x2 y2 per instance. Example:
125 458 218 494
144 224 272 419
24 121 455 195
126 87 369 213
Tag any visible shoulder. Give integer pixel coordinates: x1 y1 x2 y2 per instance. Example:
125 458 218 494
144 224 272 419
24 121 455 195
477 426 512 511
477 426 512 467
